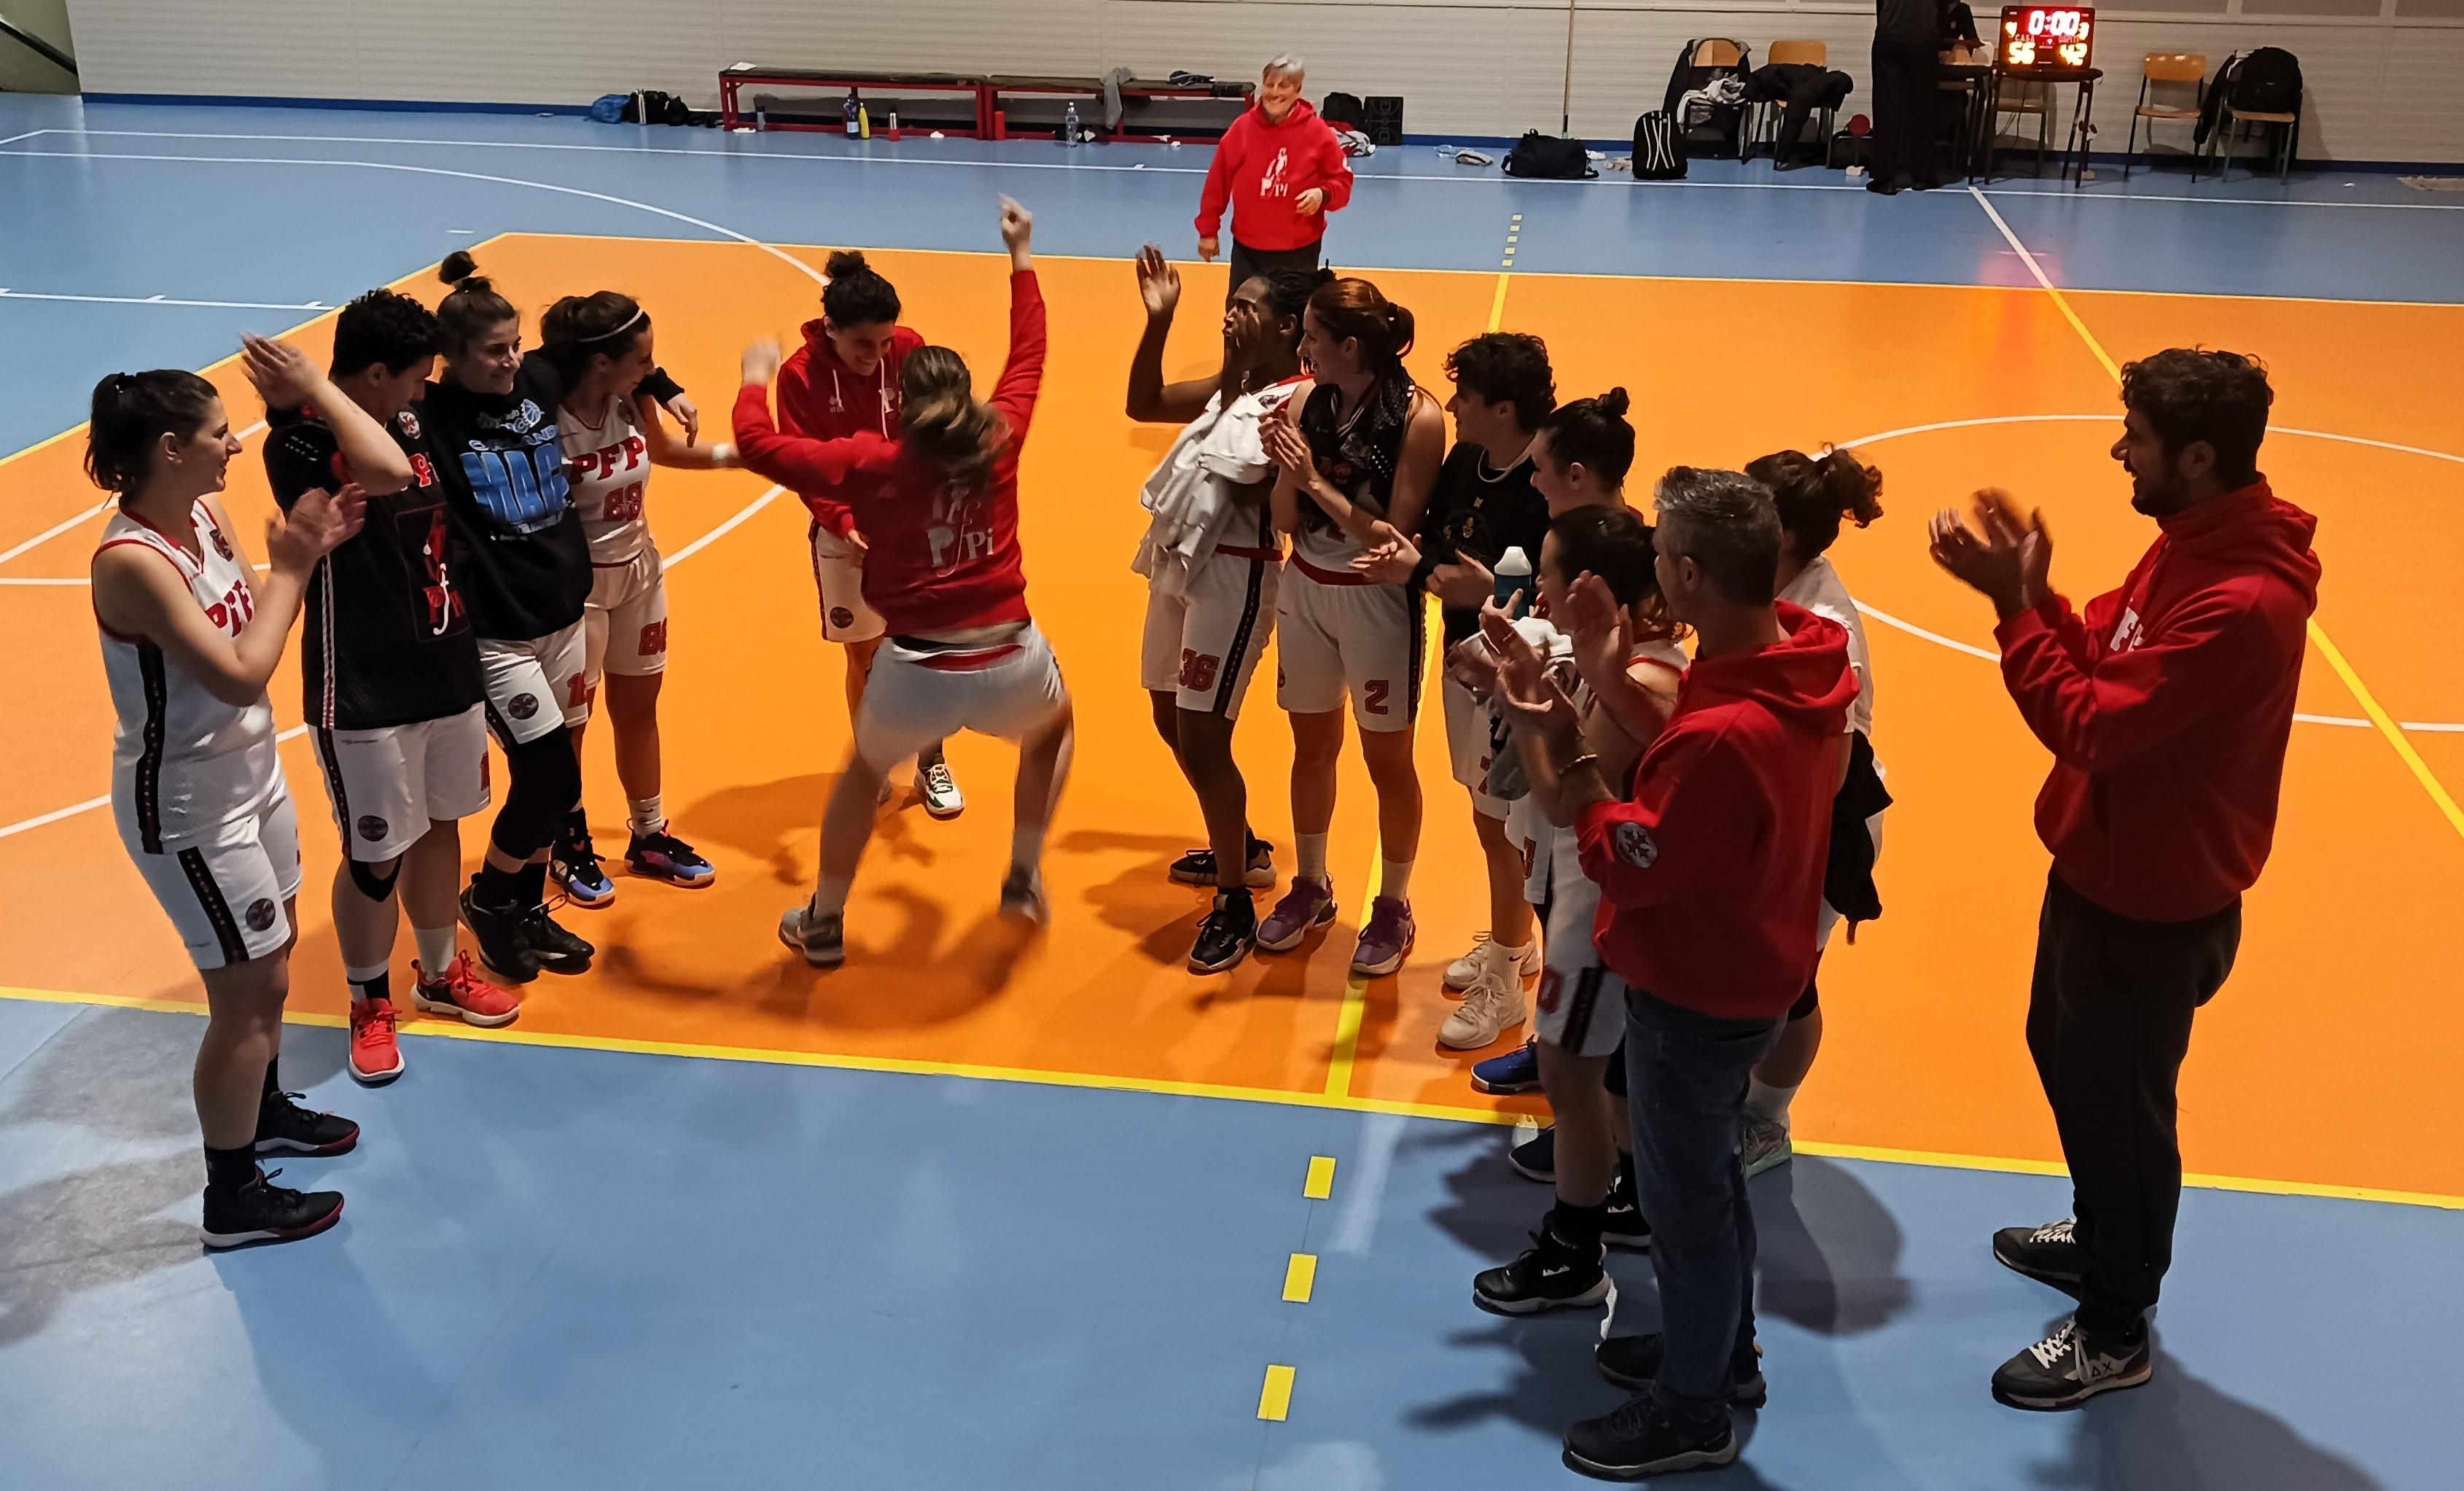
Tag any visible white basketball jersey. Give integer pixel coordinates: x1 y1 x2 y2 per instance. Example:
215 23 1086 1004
561 394 652 565
95 501 280 849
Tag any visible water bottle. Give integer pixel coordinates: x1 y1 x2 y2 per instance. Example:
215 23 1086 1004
843 92 860 138
858 102 871 140
1493 545 1535 615
1064 101 1081 146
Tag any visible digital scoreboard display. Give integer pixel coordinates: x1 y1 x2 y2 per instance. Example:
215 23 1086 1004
1999 6 2094 73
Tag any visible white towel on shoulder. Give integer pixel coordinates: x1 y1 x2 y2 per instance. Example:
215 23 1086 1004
1132 380 1301 597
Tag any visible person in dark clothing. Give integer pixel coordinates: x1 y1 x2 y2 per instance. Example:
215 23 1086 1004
1928 349 2320 1411
1868 0 1943 193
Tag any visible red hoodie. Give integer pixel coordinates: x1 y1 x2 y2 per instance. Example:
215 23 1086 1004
1577 604 1858 1022
735 271 1045 637
1994 480 2320 923
773 321 927 537
1195 100 1354 253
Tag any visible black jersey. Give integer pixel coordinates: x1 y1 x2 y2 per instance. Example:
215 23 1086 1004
1295 372 1415 534
416 357 590 642
264 404 485 731
1421 442 1548 644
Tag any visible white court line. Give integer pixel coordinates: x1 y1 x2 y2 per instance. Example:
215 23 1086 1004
0 480 791 840
0 421 268 567
1842 413 2464 733
1970 186 2060 291
0 289 330 311
28 129 2464 209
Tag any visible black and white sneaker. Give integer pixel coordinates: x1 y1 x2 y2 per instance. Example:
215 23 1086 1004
1994 1217 2086 1293
1992 1315 2152 1410
254 1090 359 1156
1601 1163 1652 1251
1562 1395 1738 1481
1473 1223 1613 1315
1169 834 1276 889
200 1167 344 1250
1509 1124 1556 1183
459 886 540 984
526 904 595 974
1594 1331 1767 1408
1188 889 1257 974
778 903 846 968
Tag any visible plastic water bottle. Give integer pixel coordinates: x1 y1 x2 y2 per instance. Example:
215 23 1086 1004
843 92 859 138
1064 101 1081 146
1493 545 1535 615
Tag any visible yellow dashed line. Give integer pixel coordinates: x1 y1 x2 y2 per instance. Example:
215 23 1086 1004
1282 1253 1318 1303
1258 1364 1297 1421
1304 1155 1337 1199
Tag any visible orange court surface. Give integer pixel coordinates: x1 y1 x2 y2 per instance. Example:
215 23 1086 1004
7 230 2460 1210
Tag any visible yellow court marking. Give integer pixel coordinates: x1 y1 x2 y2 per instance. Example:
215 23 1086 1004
1282 1253 1319 1304
12 982 2459 1209
1981 196 2464 845
1257 1364 1297 1422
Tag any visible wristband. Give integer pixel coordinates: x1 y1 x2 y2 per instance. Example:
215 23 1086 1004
1553 752 1599 779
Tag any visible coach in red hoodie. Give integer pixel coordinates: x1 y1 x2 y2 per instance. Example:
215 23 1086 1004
1494 467 1855 1479
1194 55 1353 305
1930 349 2320 1414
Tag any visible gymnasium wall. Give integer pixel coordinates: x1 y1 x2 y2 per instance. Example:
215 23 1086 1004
58 0 2464 163
0 0 77 92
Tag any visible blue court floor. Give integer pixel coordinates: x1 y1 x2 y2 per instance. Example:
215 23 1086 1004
4 96 2463 1490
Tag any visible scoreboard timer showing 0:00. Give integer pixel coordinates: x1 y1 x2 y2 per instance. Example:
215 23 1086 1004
2000 5 2094 71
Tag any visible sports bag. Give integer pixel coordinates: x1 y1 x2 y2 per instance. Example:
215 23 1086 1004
1505 131 1596 179
1631 112 1685 180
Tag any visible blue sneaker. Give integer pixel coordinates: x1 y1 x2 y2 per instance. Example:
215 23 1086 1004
1472 1038 1542 1095
552 822 616 908
1510 1124 1555 1183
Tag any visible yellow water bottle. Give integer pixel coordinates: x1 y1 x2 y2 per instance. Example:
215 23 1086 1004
859 103 872 139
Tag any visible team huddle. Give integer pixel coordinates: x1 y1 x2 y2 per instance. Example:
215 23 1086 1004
87 155 2320 1479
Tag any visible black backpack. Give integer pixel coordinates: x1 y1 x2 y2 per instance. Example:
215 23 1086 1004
1504 131 1596 179
2229 47 2302 114
1320 91 1365 130
1631 113 1685 180
622 90 693 126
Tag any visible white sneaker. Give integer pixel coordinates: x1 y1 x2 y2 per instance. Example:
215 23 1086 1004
1741 1113 1793 1178
917 756 964 820
1444 933 1540 992
1438 968 1529 1051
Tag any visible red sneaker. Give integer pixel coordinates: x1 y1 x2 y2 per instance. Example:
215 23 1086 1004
348 998 405 1086
412 951 521 1028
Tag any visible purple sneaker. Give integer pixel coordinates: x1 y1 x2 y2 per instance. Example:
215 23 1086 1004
1256 879 1337 953
1351 896 1416 977
626 825 717 888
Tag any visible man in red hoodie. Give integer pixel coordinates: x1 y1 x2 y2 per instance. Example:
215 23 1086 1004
1194 55 1353 305
1930 348 2320 1412
1492 467 1855 1479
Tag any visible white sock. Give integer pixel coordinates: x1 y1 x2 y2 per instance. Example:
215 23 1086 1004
628 795 664 837
1378 857 1414 902
1010 821 1049 877
1747 1077 1799 1124
412 925 458 981
345 959 391 1002
1296 833 1330 885
811 874 854 919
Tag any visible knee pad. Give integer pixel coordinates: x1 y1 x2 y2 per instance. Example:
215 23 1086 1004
491 725 582 857
346 855 402 903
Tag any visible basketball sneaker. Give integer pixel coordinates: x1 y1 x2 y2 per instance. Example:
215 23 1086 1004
1169 834 1277 889
1594 1332 1766 1406
917 751 964 820
552 822 617 908
1510 1124 1556 1182
1473 1221 1612 1315
1351 896 1416 977
255 1089 359 1157
1741 1112 1794 1178
1438 951 1524 1048
526 904 594 974
1446 933 1542 992
1602 1161 1653 1252
346 998 404 1086
779 903 846 968
459 886 541 984
413 952 521 1027
1471 1038 1543 1094
1188 889 1258 974
1257 878 1337 952
201 1167 343 1251
1991 1315 2152 1411
1562 1396 1739 1481
626 824 717 888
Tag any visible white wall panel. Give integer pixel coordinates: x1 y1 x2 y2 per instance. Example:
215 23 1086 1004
60 1 2464 163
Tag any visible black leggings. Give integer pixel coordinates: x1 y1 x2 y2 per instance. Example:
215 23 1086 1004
486 720 581 861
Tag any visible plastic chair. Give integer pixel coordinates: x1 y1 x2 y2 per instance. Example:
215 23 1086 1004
1748 39 1833 166
2123 53 2204 179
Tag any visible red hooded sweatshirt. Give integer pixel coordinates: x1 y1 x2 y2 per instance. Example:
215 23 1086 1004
1994 480 2320 923
1194 100 1354 253
735 271 1045 637
1576 604 1858 1022
773 321 927 537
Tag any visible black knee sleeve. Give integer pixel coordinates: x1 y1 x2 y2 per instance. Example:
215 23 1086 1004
491 724 582 858
346 855 401 903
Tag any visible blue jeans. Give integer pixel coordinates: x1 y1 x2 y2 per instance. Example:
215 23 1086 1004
1623 990 1783 1422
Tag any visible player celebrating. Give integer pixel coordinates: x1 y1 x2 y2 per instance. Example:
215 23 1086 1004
736 198 1067 967
1124 245 1316 973
87 364 364 1248
261 295 520 1089
773 250 964 820
1257 276 1446 976
539 289 736 899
